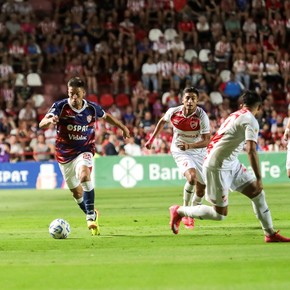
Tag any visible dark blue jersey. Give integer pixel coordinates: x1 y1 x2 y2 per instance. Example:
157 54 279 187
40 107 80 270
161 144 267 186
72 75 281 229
46 98 105 163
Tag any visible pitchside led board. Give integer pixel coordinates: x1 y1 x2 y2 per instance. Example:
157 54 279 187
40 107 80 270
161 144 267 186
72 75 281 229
0 152 288 189
94 152 289 189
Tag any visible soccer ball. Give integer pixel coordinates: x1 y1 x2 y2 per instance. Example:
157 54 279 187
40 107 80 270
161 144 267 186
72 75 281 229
49 218 71 239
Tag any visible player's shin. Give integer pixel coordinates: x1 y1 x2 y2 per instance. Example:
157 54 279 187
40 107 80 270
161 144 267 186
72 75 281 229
251 190 275 236
74 197 86 214
191 193 203 206
183 181 194 206
178 205 226 221
81 181 95 220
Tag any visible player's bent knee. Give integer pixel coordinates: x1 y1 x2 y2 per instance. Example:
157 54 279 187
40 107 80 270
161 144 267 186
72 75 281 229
216 212 226 221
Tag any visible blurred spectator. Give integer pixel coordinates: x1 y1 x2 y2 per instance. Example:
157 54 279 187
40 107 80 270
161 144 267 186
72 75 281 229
247 54 264 88
124 136 142 156
127 0 146 25
264 55 283 86
196 15 211 48
169 35 185 62
242 15 257 43
0 55 14 84
219 72 243 110
9 134 24 162
5 13 21 37
139 111 153 132
111 56 130 95
263 34 281 63
0 141 10 162
118 14 135 44
210 14 223 44
233 52 250 90
64 55 85 83
95 40 110 72
141 56 158 93
26 36 43 73
44 123 57 146
152 34 170 59
190 56 203 86
214 35 231 67
245 36 262 61
224 11 241 40
43 35 64 71
156 54 173 92
18 100 37 125
123 105 135 128
104 134 118 156
172 56 190 91
280 52 290 92
131 80 149 111
37 16 57 43
203 52 220 90
83 57 98 94
20 15 36 36
8 37 27 73
86 15 104 44
136 36 152 67
15 78 33 108
177 14 197 47
33 133 53 161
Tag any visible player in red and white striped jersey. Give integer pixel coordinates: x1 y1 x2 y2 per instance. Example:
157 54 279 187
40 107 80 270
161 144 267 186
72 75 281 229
145 87 211 229
170 91 290 242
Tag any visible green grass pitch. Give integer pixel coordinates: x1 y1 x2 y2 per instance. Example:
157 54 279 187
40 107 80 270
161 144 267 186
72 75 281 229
0 184 290 290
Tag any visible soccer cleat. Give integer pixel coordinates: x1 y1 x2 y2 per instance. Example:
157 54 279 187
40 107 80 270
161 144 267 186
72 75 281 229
169 205 182 234
87 209 100 236
182 216 195 229
265 230 290 243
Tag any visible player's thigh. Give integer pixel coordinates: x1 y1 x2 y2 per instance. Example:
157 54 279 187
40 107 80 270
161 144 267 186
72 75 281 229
230 163 256 193
75 152 94 180
59 152 93 189
172 151 205 184
286 150 290 171
203 167 232 207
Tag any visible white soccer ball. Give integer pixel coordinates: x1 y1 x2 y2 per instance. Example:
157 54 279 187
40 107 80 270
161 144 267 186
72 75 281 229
49 218 71 239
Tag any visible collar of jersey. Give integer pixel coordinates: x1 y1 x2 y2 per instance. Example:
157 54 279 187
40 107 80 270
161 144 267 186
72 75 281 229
67 98 88 113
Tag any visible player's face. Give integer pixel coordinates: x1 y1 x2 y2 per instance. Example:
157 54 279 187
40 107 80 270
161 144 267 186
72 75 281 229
68 86 85 109
182 92 198 113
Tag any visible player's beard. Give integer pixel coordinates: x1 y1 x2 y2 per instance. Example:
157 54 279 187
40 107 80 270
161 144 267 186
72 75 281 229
72 99 82 109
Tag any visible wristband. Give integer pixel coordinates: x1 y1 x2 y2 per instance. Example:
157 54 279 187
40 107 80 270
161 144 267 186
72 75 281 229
285 128 290 134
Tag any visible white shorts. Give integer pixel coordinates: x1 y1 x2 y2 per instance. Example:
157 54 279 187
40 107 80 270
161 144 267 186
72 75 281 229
172 151 205 184
203 160 256 207
59 152 93 189
286 146 290 170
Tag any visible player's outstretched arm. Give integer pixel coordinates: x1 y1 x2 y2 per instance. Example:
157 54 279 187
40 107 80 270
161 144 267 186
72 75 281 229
103 113 130 139
39 115 59 130
144 117 167 149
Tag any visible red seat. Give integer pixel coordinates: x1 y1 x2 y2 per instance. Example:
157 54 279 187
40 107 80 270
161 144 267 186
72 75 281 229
99 93 114 108
115 93 130 107
87 94 98 104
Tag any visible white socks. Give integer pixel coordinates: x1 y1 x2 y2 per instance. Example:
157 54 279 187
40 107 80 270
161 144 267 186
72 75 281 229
251 191 275 236
183 182 194 206
191 194 203 206
178 205 225 221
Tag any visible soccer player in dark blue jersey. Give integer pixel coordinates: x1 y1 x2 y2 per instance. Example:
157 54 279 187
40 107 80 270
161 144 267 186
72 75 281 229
39 77 130 235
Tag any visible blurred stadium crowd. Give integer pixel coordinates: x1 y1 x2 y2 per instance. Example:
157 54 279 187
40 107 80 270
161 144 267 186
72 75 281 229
0 0 290 162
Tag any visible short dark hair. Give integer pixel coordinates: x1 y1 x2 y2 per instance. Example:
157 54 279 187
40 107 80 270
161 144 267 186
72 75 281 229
67 77 85 88
241 91 262 107
182 87 199 97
